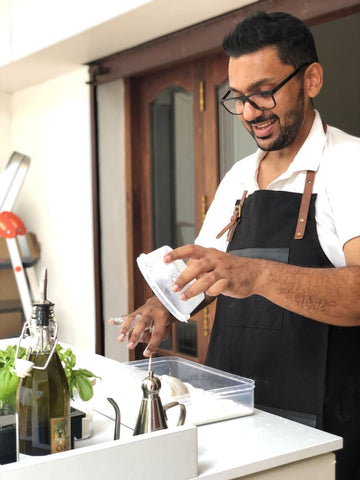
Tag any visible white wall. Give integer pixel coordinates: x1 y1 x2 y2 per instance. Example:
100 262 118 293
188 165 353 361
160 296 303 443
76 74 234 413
8 67 96 350
0 0 257 92
97 79 128 361
0 0 150 66
0 0 12 67
0 92 12 162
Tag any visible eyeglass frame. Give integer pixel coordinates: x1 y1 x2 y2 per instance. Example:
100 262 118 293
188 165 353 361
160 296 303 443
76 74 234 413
220 62 311 115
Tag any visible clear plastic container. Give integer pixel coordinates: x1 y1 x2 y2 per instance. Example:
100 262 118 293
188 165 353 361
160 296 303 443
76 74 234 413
136 245 204 322
127 356 255 426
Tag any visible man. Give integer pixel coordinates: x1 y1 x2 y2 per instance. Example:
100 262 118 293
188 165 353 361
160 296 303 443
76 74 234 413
118 12 360 478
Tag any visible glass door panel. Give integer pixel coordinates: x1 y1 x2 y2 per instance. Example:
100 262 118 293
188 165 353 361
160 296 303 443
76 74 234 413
159 332 172 352
151 86 195 249
218 81 256 179
176 320 197 356
151 85 198 359
158 319 197 357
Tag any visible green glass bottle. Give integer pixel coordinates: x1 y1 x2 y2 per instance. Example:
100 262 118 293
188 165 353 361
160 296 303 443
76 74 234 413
16 271 71 458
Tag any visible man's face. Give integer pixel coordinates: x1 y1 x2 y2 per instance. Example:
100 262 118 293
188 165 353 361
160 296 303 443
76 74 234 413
228 46 308 152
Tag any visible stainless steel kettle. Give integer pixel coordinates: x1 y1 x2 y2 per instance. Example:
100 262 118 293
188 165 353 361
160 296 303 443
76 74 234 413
133 369 186 436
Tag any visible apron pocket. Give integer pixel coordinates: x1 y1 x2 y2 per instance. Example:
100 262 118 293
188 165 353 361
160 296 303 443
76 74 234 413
220 295 284 330
222 247 289 330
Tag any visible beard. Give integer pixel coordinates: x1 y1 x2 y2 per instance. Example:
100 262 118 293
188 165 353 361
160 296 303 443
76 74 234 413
246 87 305 151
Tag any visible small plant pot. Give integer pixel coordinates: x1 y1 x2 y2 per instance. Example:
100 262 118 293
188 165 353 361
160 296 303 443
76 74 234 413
0 407 85 465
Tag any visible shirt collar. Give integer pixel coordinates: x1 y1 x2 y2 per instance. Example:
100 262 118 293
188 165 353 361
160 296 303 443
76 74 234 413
252 110 326 185
287 110 327 174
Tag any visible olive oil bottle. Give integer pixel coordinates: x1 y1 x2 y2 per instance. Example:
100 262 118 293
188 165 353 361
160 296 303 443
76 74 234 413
16 271 71 458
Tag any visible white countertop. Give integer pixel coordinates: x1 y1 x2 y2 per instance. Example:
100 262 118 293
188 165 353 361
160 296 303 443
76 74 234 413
0 338 342 479
65 341 342 479
195 409 340 479
78 406 341 479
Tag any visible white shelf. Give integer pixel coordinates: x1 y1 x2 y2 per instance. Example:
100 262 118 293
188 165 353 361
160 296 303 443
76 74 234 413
0 420 198 480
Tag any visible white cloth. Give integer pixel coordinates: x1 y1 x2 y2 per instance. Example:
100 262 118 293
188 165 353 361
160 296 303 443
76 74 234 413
195 111 360 267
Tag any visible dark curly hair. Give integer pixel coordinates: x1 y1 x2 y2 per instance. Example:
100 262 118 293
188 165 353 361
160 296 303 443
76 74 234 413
223 11 318 69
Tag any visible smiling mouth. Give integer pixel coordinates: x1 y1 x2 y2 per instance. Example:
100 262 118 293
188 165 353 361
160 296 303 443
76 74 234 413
250 117 277 138
254 118 276 128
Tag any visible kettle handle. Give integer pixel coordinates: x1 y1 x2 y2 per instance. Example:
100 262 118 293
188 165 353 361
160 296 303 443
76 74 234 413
163 401 186 426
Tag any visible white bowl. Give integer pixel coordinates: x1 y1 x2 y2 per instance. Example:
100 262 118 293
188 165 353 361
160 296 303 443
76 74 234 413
136 245 204 322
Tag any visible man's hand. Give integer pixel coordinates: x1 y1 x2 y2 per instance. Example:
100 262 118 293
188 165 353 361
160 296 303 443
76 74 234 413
164 244 260 300
117 296 174 357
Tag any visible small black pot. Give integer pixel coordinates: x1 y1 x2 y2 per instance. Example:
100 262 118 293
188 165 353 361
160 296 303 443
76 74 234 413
0 407 85 465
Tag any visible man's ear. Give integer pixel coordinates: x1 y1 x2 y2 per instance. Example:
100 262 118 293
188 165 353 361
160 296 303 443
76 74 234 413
305 62 323 99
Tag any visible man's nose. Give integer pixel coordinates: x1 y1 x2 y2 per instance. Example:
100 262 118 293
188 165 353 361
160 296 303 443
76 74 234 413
242 101 263 122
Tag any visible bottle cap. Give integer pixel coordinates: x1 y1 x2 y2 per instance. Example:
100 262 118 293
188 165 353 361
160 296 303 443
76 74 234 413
32 269 55 326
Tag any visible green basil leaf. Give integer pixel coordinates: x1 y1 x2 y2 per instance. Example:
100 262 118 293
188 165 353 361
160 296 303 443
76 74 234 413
73 375 94 402
0 368 19 403
76 368 99 379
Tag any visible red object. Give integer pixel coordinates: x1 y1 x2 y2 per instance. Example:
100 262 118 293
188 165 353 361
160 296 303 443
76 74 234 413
0 211 27 238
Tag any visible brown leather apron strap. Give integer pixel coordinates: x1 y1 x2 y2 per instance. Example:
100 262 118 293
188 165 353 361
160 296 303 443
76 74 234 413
216 189 248 241
294 170 316 240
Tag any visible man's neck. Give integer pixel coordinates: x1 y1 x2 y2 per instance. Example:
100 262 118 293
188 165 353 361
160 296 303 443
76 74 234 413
257 151 292 189
257 110 316 189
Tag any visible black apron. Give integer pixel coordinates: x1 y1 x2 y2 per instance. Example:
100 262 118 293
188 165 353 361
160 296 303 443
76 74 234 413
206 174 360 479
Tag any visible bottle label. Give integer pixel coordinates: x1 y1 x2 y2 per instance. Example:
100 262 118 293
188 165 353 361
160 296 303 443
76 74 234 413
50 416 71 453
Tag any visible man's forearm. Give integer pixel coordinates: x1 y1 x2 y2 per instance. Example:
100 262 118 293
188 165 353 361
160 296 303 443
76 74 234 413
254 261 360 326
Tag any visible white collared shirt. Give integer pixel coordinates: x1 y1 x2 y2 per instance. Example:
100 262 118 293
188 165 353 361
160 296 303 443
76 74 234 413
195 111 360 267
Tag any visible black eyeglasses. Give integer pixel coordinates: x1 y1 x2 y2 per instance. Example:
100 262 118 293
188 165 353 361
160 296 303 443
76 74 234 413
220 63 311 115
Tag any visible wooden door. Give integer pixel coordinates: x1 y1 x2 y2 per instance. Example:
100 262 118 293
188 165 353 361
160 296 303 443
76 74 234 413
128 52 228 363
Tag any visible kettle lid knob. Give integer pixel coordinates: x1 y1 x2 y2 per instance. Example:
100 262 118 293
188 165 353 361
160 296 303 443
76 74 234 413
141 370 161 396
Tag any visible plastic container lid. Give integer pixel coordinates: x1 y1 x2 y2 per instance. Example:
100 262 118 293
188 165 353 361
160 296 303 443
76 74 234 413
136 245 204 322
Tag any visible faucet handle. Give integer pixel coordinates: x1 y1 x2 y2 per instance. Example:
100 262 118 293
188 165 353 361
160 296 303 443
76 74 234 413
107 397 121 440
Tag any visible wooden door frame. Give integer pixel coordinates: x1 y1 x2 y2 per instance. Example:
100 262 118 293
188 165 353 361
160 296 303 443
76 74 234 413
88 0 360 85
128 53 228 363
88 0 360 354
128 59 206 313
